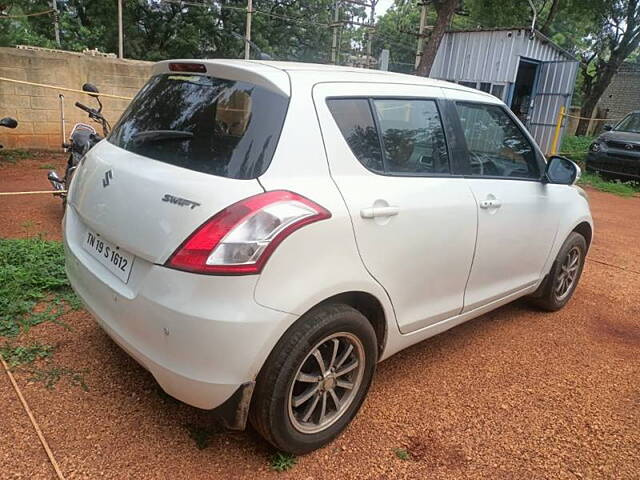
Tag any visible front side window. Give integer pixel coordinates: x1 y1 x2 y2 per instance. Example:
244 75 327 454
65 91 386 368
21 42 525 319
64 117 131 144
456 102 539 179
109 74 289 179
372 99 449 175
614 112 640 133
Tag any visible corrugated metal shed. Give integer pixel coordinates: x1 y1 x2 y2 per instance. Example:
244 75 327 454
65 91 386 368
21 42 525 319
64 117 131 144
430 28 579 154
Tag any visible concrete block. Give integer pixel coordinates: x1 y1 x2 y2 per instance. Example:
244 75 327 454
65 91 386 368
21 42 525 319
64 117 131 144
30 96 59 110
0 95 30 109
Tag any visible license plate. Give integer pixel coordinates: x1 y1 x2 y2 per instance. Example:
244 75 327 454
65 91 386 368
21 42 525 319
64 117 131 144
82 230 135 283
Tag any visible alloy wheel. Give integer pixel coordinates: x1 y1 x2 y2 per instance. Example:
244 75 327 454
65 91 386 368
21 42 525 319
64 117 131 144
287 332 365 434
554 246 581 301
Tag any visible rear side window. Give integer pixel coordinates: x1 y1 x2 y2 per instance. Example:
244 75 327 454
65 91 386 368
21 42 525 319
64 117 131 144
455 102 539 179
326 99 384 172
327 98 450 175
372 99 449 175
109 74 289 179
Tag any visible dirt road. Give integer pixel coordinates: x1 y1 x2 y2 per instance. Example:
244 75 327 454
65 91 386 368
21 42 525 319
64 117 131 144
1 154 638 479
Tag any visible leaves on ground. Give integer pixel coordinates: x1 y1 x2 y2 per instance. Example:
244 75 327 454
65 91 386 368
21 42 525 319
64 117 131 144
0 237 81 337
28 366 89 391
0 341 55 367
270 452 297 472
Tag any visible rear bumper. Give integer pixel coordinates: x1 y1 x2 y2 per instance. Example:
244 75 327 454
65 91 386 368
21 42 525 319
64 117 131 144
63 209 296 412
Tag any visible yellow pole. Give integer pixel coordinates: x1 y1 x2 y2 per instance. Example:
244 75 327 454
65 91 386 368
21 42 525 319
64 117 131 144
550 105 565 155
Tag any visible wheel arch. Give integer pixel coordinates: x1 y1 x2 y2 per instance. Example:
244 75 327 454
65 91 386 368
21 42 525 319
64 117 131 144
316 291 388 357
572 221 592 251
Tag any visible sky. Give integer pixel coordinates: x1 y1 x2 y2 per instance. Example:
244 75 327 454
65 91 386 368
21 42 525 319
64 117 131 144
375 0 394 18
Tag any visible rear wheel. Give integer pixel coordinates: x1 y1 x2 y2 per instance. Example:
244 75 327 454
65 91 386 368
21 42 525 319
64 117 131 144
250 304 377 454
530 231 587 311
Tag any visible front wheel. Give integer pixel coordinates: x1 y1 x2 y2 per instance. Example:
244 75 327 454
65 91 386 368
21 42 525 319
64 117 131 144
530 231 587 311
250 304 377 454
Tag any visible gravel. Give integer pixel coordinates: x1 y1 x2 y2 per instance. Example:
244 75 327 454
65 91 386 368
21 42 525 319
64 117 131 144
0 156 638 479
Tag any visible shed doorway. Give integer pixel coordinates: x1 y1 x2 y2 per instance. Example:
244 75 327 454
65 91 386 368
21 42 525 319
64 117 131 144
510 59 539 124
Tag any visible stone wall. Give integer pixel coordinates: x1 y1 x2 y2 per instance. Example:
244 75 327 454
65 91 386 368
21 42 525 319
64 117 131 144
598 62 640 125
0 47 152 150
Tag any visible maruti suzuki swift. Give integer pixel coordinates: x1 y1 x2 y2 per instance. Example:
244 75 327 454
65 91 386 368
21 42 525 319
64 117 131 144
63 60 593 454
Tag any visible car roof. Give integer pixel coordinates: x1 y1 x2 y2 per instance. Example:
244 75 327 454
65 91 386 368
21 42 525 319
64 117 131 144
153 59 497 102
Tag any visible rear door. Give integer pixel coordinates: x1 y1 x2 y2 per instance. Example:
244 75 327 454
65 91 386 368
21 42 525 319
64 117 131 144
313 83 478 334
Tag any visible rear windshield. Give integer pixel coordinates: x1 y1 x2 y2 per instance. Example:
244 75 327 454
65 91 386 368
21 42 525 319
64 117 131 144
108 74 289 179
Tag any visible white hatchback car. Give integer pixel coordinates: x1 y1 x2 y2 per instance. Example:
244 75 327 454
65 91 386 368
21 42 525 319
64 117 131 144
64 60 593 454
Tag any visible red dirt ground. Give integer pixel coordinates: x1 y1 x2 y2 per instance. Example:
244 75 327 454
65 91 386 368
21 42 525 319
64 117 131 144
1 153 639 479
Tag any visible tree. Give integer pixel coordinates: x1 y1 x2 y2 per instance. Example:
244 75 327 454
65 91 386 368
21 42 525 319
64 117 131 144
416 0 460 76
575 0 640 135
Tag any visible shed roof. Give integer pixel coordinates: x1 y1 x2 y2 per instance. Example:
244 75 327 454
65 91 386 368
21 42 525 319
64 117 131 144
445 27 578 62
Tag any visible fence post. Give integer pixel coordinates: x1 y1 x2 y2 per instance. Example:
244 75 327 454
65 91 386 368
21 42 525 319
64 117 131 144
550 105 565 155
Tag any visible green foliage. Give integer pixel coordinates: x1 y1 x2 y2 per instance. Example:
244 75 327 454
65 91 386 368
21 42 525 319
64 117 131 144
394 447 411 460
579 172 640 197
0 237 80 338
28 366 88 391
0 149 31 165
0 341 54 367
270 451 297 472
0 0 364 63
560 135 596 164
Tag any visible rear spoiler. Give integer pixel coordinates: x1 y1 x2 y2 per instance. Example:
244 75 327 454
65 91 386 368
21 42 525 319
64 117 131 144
153 60 291 97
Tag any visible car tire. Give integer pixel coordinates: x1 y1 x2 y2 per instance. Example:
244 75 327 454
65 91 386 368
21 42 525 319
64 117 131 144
530 231 587 312
249 303 377 454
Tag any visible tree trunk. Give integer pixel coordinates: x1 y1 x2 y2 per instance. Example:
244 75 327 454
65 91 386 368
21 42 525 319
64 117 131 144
539 0 562 36
416 0 459 76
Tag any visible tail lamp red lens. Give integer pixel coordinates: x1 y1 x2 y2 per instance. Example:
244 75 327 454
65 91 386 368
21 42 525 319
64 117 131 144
166 191 331 275
168 63 207 73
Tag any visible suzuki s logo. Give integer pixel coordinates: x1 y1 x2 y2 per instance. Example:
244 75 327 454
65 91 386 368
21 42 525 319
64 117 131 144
625 144 634 151
102 169 113 188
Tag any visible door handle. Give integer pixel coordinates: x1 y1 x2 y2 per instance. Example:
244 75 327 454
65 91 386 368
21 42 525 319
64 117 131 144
360 206 400 219
479 198 502 209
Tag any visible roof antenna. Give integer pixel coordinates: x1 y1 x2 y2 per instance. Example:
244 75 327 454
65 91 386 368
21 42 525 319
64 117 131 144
526 0 537 38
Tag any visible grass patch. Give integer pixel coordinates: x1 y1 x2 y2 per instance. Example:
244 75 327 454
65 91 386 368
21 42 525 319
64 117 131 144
394 447 411 461
579 172 640 197
559 135 595 165
0 149 30 165
0 237 80 338
0 342 54 367
28 366 88 391
38 163 57 170
270 452 297 472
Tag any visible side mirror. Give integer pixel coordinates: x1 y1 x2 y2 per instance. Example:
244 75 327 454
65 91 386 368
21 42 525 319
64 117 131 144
82 83 100 97
545 155 581 185
603 124 613 131
0 117 18 128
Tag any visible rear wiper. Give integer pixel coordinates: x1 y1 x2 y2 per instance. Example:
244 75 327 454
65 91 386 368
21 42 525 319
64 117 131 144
132 130 194 143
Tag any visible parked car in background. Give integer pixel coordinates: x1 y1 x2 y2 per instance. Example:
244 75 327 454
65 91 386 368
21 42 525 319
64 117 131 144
63 60 593 454
587 111 640 181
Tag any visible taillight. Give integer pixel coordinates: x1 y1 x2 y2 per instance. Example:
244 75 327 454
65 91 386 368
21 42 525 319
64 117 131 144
166 191 331 275
168 62 207 73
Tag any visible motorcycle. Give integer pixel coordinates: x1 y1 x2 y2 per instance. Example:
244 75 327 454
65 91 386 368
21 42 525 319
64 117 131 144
0 117 18 147
48 83 111 207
